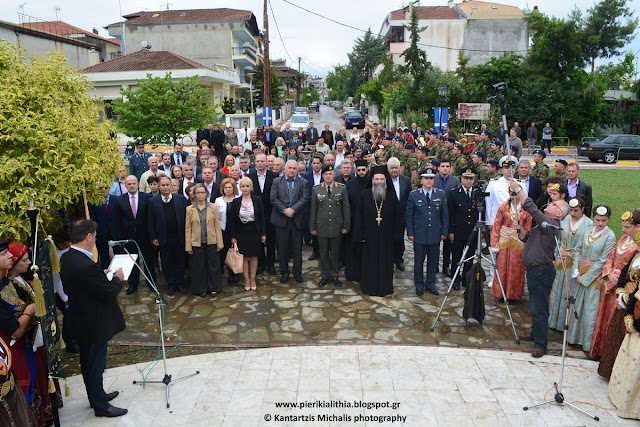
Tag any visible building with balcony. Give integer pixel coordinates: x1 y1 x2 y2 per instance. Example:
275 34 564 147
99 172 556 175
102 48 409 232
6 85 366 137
378 1 527 71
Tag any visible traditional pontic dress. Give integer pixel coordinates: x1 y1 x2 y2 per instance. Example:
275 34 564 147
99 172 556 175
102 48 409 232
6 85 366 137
490 200 532 300
567 226 616 352
548 214 593 331
608 285 640 420
591 235 638 358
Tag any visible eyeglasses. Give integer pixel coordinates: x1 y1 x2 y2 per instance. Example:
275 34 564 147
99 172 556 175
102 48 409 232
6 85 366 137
195 191 208 195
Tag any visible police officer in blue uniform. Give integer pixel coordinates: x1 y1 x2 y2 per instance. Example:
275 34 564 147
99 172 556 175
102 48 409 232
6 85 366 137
405 167 449 296
129 141 152 181
447 168 479 290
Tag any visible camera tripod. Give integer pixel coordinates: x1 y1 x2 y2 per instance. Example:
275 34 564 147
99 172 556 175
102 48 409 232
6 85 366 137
430 205 520 344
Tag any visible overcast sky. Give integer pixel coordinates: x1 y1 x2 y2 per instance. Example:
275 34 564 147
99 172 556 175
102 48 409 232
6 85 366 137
2 0 639 76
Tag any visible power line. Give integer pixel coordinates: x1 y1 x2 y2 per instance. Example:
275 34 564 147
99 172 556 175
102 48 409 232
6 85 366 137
280 0 530 54
268 0 295 63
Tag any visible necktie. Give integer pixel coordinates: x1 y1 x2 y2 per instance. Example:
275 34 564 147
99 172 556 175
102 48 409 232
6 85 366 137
426 191 431 204
288 180 294 207
327 185 331 198
467 189 471 200
164 197 170 204
130 195 137 218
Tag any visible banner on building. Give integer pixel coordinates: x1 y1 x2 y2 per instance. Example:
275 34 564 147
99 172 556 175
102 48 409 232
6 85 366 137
457 103 490 121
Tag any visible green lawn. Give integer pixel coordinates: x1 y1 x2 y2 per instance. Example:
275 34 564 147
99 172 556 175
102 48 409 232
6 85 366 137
579 169 640 238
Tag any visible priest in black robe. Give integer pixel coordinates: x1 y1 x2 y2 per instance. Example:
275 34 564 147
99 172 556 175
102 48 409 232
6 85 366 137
354 166 402 296
344 160 369 282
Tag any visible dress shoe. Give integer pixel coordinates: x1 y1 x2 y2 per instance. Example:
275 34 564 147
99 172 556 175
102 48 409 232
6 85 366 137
200 293 207 298
519 333 534 342
294 274 303 283
334 278 342 288
267 266 277 275
167 288 175 296
395 262 405 271
338 262 345 269
256 266 265 274
318 278 328 288
91 391 119 408
95 405 128 418
415 288 424 296
308 253 319 261
482 247 490 255
452 283 460 291
125 285 137 295
427 287 439 295
442 266 452 277
532 347 546 358
280 273 290 283
178 286 187 294
304 240 312 247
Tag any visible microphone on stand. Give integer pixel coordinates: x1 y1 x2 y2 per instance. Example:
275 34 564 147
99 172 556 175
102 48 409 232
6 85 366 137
541 221 561 231
108 239 134 247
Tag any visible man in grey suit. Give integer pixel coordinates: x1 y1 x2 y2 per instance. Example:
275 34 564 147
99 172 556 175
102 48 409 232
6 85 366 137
433 159 460 277
270 160 310 283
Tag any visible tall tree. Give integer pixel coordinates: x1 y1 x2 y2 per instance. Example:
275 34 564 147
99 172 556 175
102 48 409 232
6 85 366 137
400 8 429 85
113 73 211 145
0 40 121 240
326 64 353 101
352 29 387 81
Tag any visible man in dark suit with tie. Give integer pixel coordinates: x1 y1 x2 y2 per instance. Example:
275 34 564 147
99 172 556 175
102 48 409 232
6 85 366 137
178 162 197 198
303 155 324 259
306 121 319 144
270 159 310 283
148 176 188 295
88 189 116 270
170 143 188 166
433 159 460 277
249 153 278 275
111 175 155 294
447 168 480 290
60 219 127 418
515 161 543 205
387 157 412 270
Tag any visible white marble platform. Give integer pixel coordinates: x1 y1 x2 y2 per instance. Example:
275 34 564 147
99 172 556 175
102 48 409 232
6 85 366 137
59 345 637 427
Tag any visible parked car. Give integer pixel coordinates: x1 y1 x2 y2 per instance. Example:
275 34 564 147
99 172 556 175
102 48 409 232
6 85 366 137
289 113 310 131
293 107 307 114
344 111 365 129
578 134 640 164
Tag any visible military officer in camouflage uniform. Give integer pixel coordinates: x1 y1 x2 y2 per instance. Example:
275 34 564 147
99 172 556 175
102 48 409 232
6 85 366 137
394 139 409 166
486 140 503 161
402 144 416 177
379 137 397 165
412 146 431 189
309 165 351 288
471 151 487 181
129 141 153 181
429 134 444 159
437 137 455 161
553 158 569 180
484 159 502 190
531 149 550 180
450 143 468 178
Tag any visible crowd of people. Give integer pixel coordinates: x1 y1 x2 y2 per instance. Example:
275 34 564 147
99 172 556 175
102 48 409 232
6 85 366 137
0 117 638 421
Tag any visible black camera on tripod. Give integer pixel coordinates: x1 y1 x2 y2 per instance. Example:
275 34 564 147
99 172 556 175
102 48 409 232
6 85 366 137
486 82 508 103
472 180 489 213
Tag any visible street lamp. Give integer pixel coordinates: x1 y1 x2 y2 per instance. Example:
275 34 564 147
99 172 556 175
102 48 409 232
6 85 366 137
437 85 448 135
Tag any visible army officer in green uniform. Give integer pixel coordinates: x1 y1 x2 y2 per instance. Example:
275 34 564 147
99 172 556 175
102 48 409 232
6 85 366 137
309 165 351 287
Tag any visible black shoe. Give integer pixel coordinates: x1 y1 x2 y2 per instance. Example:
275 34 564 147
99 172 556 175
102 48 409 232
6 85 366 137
308 253 319 261
228 275 240 284
482 247 490 255
66 342 80 355
427 287 439 295
280 273 290 283
178 286 187 294
395 262 405 271
294 274 303 283
95 405 128 418
125 285 137 295
91 391 119 408
338 262 345 269
334 278 342 288
318 278 328 288
257 266 265 274
200 293 207 298
442 266 452 277
167 288 175 296
452 284 460 290
267 266 277 275
304 240 312 247
416 288 424 296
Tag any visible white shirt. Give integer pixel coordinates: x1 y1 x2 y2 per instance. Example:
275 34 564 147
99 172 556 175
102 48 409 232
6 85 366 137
313 172 322 186
182 177 194 198
173 153 183 166
485 177 525 226
335 151 345 167
257 171 266 192
567 178 579 198
392 177 400 200
162 194 173 203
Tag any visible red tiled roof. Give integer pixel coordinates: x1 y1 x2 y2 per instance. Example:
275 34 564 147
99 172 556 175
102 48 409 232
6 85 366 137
108 38 121 46
22 21 120 45
390 6 461 20
114 8 253 26
82 50 208 73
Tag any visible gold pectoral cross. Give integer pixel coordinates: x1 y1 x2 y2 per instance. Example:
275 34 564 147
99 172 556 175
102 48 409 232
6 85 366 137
376 214 382 226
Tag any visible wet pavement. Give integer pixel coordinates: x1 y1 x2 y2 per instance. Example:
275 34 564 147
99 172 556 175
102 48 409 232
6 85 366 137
114 238 586 359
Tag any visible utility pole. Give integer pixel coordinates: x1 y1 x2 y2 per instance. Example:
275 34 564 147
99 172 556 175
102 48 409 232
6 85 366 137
297 57 301 107
263 0 272 124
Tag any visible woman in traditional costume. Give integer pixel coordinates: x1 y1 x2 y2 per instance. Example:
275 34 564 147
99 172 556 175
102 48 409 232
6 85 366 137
591 210 640 359
568 205 616 352
608 280 640 420
549 195 593 331
490 198 532 302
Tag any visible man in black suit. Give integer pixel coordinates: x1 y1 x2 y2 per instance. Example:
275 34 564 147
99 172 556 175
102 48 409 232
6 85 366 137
306 121 319 144
111 175 155 294
149 176 188 295
434 159 460 277
270 160 310 283
178 162 197 198
516 161 543 205
387 157 412 270
198 156 226 185
447 169 480 290
211 124 225 162
198 167 221 204
303 155 324 259
567 163 593 217
60 219 127 418
196 125 210 145
88 189 116 270
170 143 188 167
249 153 278 274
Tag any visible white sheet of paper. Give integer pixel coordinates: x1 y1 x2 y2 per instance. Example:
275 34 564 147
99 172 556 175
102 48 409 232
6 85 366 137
107 254 138 281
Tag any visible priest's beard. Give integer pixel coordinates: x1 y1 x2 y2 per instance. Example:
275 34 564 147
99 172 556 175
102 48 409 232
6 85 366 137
372 183 387 203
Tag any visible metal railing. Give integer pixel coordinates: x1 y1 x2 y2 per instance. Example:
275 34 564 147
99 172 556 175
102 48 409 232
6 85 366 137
232 46 257 61
549 137 576 158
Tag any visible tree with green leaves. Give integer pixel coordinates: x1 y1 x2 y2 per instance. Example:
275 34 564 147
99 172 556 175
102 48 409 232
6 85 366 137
300 87 320 105
400 8 429 85
0 40 121 240
352 29 387 81
326 64 353 101
112 72 210 145
253 62 284 109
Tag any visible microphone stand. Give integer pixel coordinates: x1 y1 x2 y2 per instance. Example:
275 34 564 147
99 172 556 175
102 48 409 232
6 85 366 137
523 228 599 420
122 243 199 408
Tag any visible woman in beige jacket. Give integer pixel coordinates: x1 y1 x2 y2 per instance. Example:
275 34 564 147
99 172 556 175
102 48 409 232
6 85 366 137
185 183 224 297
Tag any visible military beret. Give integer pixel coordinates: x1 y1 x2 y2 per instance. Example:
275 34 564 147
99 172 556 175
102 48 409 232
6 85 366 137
420 168 437 178
307 141 316 146
438 134 446 141
252 145 261 150
397 138 405 144
488 159 500 167
321 165 334 174
510 145 518 152
354 160 368 168
475 151 486 160
454 143 465 152
480 130 489 135
383 136 393 141
533 149 546 158
418 146 430 154
361 149 371 156
462 168 477 178
430 159 440 167
492 140 503 147
404 144 415 150
556 159 568 166
447 137 456 143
